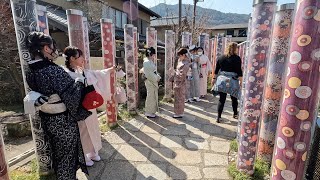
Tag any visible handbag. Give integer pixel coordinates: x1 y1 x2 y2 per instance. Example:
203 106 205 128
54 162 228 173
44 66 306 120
82 79 104 110
115 85 127 104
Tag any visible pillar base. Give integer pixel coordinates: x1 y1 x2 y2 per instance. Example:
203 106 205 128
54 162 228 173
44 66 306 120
129 110 137 115
108 121 118 128
162 97 173 103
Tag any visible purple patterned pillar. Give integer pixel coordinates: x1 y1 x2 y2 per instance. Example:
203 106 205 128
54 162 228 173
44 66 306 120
0 130 9 180
271 0 320 179
66 9 89 69
209 38 215 64
133 27 139 107
257 4 295 163
124 24 137 113
164 30 175 101
83 17 91 69
215 34 223 59
198 33 209 55
182 32 191 47
10 0 53 174
146 27 157 66
36 5 49 35
237 0 276 174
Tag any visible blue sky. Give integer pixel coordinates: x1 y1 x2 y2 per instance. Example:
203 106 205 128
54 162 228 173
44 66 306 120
139 0 296 14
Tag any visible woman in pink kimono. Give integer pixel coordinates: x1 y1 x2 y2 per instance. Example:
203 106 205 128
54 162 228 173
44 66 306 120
198 47 212 98
169 48 191 118
63 46 114 166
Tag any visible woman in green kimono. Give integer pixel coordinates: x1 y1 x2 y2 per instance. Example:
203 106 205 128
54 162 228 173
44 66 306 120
169 48 191 118
143 47 161 118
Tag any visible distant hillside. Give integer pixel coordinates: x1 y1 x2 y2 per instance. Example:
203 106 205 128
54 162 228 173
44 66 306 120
150 3 250 26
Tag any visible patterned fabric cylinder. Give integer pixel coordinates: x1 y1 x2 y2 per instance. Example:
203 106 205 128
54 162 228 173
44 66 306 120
133 27 139 106
0 129 9 180
258 4 295 163
182 32 191 47
36 5 49 35
83 17 91 69
66 9 89 69
198 33 209 56
237 0 277 174
211 37 218 77
10 0 53 174
164 30 175 100
221 37 226 54
146 27 157 66
209 38 215 65
271 0 320 179
215 34 223 60
101 19 117 126
124 24 137 113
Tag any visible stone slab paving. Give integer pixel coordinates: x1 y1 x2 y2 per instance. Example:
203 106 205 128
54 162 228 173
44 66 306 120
77 95 236 179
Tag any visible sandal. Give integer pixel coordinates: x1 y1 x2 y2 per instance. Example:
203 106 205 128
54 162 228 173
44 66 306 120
233 114 238 119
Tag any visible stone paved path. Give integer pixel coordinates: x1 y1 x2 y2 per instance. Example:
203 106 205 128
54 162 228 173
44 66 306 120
77 95 237 180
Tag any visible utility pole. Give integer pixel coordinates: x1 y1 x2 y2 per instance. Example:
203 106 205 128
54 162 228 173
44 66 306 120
178 0 182 39
192 0 204 41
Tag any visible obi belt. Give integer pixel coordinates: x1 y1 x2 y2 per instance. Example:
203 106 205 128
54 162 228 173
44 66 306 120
212 71 240 99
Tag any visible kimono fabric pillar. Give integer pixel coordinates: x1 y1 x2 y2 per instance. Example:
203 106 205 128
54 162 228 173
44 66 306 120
101 18 117 127
83 17 91 69
237 0 276 174
124 24 138 114
204 33 210 57
257 4 295 163
271 0 320 179
238 17 253 142
133 27 139 106
181 32 191 47
36 5 49 35
0 129 9 180
164 30 175 101
209 38 215 68
147 27 158 66
10 0 53 174
66 9 89 69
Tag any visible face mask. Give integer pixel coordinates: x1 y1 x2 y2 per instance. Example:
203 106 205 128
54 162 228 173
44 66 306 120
49 48 59 60
198 51 203 55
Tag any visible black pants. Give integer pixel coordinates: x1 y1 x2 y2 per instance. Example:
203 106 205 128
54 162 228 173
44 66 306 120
217 92 238 118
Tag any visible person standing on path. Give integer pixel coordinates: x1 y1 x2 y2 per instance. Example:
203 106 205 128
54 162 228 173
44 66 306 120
142 47 161 118
198 47 213 98
170 48 191 118
189 45 201 102
212 42 242 123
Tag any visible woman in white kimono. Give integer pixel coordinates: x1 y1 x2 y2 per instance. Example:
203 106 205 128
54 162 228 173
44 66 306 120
63 46 114 166
198 47 212 98
142 47 161 118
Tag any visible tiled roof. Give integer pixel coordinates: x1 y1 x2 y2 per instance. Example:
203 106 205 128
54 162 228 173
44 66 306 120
206 23 248 30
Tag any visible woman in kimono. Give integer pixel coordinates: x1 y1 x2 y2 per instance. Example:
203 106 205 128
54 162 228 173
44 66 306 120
212 42 242 123
198 47 213 98
142 47 161 118
25 32 91 179
63 46 114 166
169 48 191 118
189 45 201 102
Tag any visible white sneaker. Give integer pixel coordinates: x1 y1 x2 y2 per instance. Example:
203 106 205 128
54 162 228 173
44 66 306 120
86 159 94 167
145 113 156 118
194 97 200 102
91 155 101 162
188 98 194 103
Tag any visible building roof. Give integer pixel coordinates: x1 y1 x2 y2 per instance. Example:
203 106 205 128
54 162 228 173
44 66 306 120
206 23 248 30
138 3 161 18
150 16 186 27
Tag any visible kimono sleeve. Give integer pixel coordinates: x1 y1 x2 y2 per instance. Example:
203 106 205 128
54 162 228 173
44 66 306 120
48 66 91 121
143 61 160 83
88 69 112 102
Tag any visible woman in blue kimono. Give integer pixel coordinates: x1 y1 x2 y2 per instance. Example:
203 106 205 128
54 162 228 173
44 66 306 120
25 32 91 179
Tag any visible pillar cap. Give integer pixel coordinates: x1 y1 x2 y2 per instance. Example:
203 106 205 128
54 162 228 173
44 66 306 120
253 0 277 6
147 27 156 31
66 9 83 16
165 30 173 33
124 24 134 28
82 17 88 22
100 18 112 23
36 5 47 12
277 3 295 11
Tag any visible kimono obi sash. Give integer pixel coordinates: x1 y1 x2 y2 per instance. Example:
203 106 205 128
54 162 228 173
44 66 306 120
201 63 207 68
212 71 240 99
40 94 67 114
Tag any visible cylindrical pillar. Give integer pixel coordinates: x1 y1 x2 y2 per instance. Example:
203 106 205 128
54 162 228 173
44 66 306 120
215 34 223 60
258 4 295 163
271 0 320 179
124 24 138 113
0 129 9 180
182 31 191 47
164 30 175 101
66 9 89 69
101 18 117 127
133 27 139 107
36 4 49 35
146 27 157 66
237 0 277 174
204 33 210 57
10 0 53 174
209 38 215 65
83 17 91 69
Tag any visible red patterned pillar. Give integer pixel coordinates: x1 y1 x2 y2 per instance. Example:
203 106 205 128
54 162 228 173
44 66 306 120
83 17 91 69
164 30 175 101
146 27 157 66
0 130 9 180
124 24 138 113
271 1 320 179
36 4 49 35
133 27 139 107
100 18 117 126
237 0 277 174
66 9 89 69
257 3 295 163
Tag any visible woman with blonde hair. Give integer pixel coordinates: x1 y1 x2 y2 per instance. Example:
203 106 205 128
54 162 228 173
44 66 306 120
212 42 242 123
